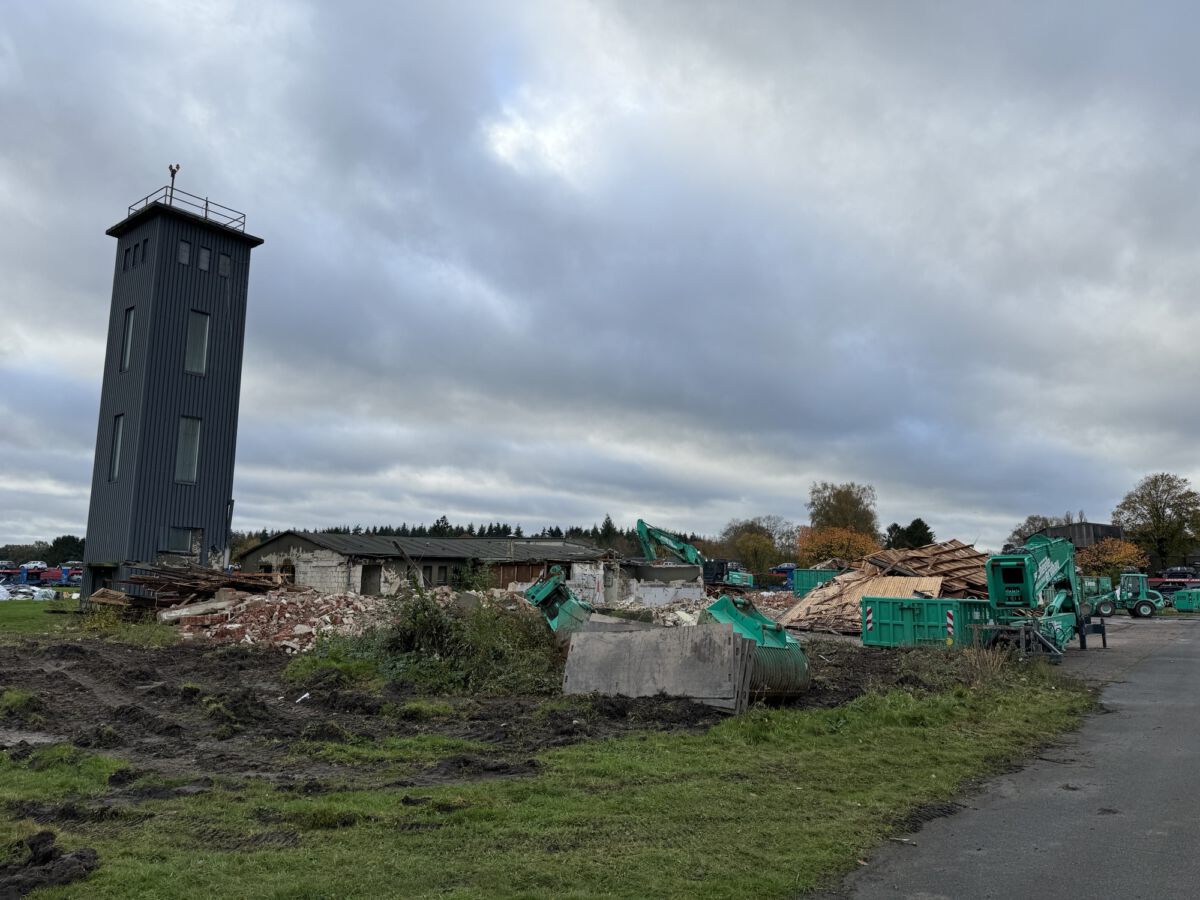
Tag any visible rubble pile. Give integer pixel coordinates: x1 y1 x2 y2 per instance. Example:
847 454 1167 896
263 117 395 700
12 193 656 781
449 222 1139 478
122 565 287 608
174 588 390 652
780 539 989 633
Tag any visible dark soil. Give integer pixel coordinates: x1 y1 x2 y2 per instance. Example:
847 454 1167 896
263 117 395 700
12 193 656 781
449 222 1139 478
0 830 98 899
0 635 954 792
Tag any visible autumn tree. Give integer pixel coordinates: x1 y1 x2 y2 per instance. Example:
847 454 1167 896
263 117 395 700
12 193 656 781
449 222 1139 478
794 526 880 568
807 482 879 537
1076 538 1149 582
1112 473 1200 570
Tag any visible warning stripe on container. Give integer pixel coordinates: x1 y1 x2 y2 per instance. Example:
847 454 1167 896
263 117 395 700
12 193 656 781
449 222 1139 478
946 609 955 639
865 606 874 632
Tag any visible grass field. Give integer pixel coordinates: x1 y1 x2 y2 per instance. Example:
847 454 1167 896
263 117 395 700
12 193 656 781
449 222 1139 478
0 643 1092 898
0 600 71 635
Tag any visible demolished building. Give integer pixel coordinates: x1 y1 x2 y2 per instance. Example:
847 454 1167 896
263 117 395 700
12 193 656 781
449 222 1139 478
239 532 612 598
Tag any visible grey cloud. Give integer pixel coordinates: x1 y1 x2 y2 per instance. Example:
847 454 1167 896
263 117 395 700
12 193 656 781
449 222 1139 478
2 1 1197 547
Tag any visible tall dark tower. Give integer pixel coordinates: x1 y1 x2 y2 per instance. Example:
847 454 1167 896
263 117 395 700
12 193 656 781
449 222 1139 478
83 180 264 597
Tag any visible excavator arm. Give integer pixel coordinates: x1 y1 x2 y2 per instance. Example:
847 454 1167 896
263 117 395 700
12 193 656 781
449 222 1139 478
635 520 706 566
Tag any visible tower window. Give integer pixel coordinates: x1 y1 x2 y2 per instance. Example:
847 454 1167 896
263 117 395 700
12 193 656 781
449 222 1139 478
175 416 201 483
120 306 135 372
198 247 211 271
218 253 230 277
167 527 200 554
109 415 124 481
141 238 149 263
184 311 210 375
178 240 191 265
123 247 130 271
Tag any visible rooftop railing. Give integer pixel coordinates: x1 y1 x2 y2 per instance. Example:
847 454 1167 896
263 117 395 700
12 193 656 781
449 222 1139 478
127 186 247 232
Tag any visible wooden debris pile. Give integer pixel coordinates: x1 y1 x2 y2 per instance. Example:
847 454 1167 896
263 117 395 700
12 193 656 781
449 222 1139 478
780 540 989 633
116 565 293 608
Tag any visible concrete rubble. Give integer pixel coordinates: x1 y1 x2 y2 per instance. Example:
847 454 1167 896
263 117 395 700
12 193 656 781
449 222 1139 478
171 588 391 653
160 578 797 655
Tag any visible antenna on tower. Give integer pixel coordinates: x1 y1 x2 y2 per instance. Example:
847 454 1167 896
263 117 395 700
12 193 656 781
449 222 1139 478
168 163 181 205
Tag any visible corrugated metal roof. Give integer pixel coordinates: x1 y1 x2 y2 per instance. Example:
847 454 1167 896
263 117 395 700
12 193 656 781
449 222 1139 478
246 531 608 563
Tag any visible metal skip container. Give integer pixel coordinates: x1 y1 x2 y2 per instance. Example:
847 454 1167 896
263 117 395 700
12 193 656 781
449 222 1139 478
860 596 992 648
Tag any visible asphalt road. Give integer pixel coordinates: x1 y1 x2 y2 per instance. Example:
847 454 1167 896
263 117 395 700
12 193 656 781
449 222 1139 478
826 616 1200 900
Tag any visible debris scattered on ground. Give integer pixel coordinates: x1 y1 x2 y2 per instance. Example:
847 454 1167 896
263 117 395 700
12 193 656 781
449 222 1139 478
0 831 99 898
780 540 988 633
118 565 291 608
174 589 390 652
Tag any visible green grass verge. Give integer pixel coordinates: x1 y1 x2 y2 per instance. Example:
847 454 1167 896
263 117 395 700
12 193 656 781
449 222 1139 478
4 664 1091 899
0 600 68 635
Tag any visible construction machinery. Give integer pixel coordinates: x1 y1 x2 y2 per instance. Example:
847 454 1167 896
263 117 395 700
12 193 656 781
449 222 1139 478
700 595 810 695
523 568 808 706
982 534 1099 655
862 534 1104 660
522 565 595 640
635 519 754 591
1091 573 1166 619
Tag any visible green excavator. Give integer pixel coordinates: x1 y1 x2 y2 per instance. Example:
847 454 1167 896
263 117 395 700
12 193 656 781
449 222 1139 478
635 519 754 591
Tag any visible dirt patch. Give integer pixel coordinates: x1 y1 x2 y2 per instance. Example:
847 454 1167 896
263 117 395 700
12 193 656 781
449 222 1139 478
0 831 98 898
0 634 943 793
418 753 541 784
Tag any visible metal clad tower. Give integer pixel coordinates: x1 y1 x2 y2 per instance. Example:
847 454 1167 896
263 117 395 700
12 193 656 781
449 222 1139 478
83 182 263 596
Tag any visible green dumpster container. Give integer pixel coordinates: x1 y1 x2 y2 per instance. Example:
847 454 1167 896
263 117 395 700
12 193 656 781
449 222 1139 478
860 596 993 648
792 569 838 598
1172 589 1200 612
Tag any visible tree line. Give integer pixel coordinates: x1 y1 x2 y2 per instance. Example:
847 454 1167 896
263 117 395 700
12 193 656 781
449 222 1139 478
22 471 1196 580
0 535 86 567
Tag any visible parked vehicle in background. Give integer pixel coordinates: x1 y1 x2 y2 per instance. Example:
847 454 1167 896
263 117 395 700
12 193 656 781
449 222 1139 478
0 560 16 570
1160 566 1199 579
20 561 48 570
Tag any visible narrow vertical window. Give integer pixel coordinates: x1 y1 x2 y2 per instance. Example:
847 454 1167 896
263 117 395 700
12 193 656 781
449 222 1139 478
178 240 191 265
198 247 211 271
184 311 210 375
123 247 130 271
119 307 135 372
141 238 149 263
175 416 201 483
218 253 230 277
109 415 124 481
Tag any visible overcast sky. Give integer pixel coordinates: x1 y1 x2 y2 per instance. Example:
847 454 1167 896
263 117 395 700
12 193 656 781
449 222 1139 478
2 1 1197 550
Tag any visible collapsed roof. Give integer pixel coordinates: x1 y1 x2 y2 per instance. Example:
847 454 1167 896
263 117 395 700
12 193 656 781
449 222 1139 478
779 539 989 633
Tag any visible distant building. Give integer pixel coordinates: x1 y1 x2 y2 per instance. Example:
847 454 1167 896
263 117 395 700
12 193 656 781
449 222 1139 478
1036 522 1123 548
239 532 613 599
83 186 263 596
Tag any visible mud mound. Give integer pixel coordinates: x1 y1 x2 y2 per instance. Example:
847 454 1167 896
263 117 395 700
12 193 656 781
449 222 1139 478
0 831 98 898
422 754 540 783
